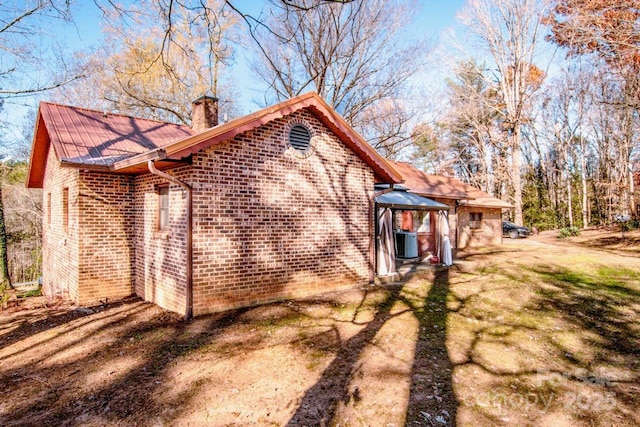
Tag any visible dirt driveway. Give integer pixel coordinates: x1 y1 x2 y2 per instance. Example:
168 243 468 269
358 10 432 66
1 228 639 426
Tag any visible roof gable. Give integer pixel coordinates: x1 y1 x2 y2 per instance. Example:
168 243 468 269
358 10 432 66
27 102 193 187
27 93 402 187
41 102 194 166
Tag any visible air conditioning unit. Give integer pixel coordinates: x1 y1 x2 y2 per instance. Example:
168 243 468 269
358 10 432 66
395 231 418 259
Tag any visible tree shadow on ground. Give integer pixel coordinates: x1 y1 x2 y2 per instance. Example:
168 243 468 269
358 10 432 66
430 245 640 426
0 302 254 426
0 296 140 352
286 266 459 426
570 235 640 257
405 267 457 425
530 265 640 416
286 286 403 426
2 268 462 427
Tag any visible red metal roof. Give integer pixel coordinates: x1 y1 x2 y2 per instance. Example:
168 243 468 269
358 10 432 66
27 93 403 188
392 162 513 209
39 102 193 166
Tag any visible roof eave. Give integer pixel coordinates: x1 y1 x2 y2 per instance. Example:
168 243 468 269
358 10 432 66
412 191 476 201
112 148 167 171
107 92 403 184
60 160 111 172
375 203 450 211
458 199 513 209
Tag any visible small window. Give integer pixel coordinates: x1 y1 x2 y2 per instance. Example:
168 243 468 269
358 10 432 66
47 193 51 226
158 186 170 231
470 212 483 229
62 187 69 231
289 124 311 153
416 212 431 233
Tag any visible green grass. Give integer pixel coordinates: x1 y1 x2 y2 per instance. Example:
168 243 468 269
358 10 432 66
20 288 42 298
532 266 640 300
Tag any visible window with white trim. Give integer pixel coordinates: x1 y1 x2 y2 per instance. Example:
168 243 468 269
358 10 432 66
46 192 51 226
157 185 170 231
62 187 69 232
470 212 483 229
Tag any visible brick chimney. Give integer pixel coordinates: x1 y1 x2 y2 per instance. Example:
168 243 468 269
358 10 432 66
191 94 218 132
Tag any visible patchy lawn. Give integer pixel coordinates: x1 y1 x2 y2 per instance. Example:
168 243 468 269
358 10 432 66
1 229 638 426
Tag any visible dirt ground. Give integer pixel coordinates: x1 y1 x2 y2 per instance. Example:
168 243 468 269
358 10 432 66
1 228 639 426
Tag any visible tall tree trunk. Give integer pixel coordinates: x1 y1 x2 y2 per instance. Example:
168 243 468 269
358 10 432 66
608 186 613 222
0 185 12 289
580 147 588 228
512 127 524 226
629 161 636 217
567 171 574 228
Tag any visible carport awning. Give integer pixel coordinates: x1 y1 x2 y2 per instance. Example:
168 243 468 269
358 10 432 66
375 190 450 211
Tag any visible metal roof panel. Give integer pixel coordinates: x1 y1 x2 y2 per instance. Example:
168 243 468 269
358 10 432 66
39 102 194 166
375 190 450 210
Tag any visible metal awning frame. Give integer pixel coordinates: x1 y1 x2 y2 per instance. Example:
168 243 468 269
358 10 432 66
374 190 450 275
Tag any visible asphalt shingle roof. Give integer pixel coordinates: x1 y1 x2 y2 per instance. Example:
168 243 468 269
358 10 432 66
392 161 513 209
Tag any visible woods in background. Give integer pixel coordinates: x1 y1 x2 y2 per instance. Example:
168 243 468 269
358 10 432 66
424 0 638 229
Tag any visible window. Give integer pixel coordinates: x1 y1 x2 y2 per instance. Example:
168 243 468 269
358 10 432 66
288 124 311 153
470 212 483 230
46 193 51 226
158 186 170 231
62 187 69 231
416 211 432 233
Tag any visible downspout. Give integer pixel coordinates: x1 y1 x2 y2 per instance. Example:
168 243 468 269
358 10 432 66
369 185 395 283
454 199 460 255
148 160 193 320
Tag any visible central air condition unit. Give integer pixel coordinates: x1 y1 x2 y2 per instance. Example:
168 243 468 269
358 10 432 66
395 231 418 259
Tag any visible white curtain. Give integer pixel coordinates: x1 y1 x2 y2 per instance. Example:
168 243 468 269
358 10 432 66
439 211 453 266
377 208 396 275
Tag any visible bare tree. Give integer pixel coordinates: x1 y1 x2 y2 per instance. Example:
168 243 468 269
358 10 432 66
443 60 507 195
0 180 9 288
546 1 640 108
539 64 592 228
0 0 84 289
410 122 455 175
458 0 549 225
56 0 241 123
2 160 42 285
0 1 82 99
248 0 429 156
546 0 640 217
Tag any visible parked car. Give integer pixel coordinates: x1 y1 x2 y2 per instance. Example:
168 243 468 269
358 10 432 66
502 221 530 239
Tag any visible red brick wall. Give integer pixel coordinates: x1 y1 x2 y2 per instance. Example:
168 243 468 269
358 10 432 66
133 110 374 316
133 169 191 315
41 148 80 301
416 197 503 250
41 148 135 305
76 172 135 305
43 109 374 315
457 206 503 248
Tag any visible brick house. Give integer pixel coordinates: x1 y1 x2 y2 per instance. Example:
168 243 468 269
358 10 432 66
27 92 403 318
390 162 513 252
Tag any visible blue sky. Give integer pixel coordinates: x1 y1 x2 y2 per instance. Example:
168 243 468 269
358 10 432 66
65 1 467 60
4 0 468 147
59 1 467 111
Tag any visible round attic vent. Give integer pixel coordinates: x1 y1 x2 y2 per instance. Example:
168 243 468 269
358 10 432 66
288 124 312 153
